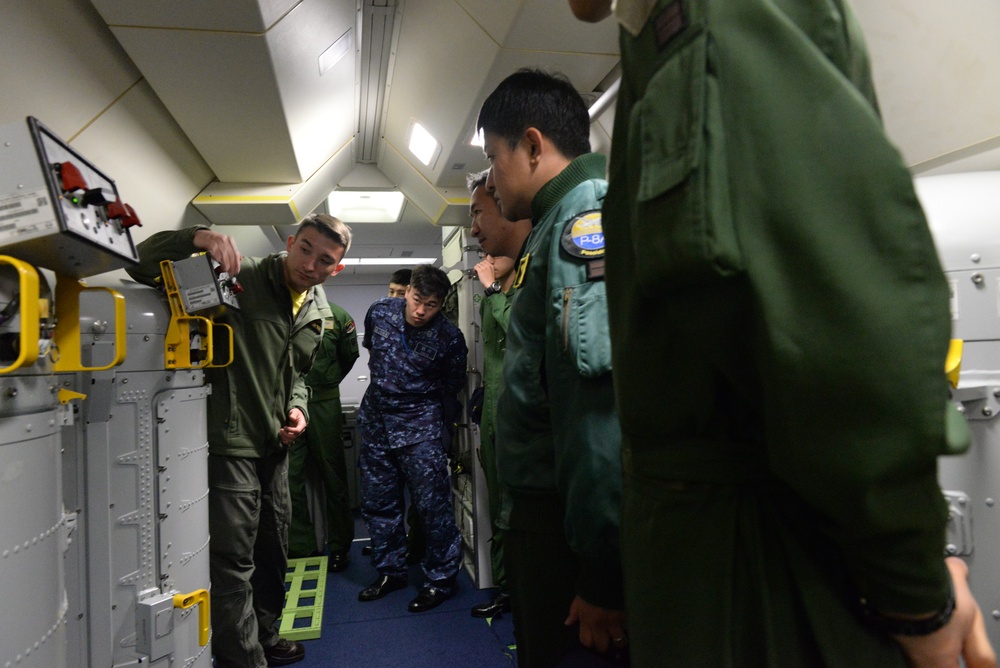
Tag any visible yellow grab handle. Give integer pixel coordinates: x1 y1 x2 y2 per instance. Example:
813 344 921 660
159 258 233 369
52 276 127 372
945 339 963 389
207 322 234 368
0 255 41 374
164 314 212 369
173 589 210 647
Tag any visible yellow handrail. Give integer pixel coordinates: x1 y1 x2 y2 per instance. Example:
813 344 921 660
52 275 127 372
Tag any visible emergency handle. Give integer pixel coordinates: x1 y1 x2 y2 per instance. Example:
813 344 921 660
173 589 211 647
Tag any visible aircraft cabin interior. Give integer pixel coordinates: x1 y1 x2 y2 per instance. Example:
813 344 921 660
2 0 1000 666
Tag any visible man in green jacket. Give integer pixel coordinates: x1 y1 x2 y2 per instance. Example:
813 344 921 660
126 214 351 668
478 69 626 666
287 301 360 571
466 168 532 619
569 1 994 666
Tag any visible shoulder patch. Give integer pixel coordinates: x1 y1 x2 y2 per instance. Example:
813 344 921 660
345 320 356 334
561 211 605 260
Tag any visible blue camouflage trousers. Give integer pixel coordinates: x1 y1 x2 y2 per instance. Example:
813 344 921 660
359 435 462 587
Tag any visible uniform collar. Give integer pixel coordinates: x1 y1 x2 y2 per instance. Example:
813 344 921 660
530 152 607 225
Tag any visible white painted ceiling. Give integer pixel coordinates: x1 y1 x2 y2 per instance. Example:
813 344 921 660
86 0 619 274
83 0 1000 274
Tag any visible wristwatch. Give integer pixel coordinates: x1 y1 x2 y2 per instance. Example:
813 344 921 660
484 281 502 297
859 590 955 637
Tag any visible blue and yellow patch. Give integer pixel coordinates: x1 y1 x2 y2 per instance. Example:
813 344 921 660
561 211 605 260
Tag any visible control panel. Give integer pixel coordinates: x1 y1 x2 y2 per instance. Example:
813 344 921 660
0 116 140 277
169 253 241 314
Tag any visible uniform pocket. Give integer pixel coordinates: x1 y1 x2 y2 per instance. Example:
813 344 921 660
554 281 612 378
628 31 742 289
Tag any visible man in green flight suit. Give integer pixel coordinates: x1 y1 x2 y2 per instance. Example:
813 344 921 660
569 1 995 666
466 168 532 619
287 301 360 572
478 69 626 666
126 214 352 668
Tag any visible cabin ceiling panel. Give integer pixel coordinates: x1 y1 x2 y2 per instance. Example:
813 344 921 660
89 0 300 33
503 1 618 54
381 0 620 193
109 25 301 182
454 0 519 44
71 82 214 240
852 0 1000 171
381 1 500 189
4 0 140 139
103 0 356 184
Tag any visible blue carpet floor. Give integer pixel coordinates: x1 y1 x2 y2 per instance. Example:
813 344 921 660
290 533 517 667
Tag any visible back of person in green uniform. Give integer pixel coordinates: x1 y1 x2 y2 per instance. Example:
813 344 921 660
478 69 627 666
569 1 995 666
466 168 533 619
287 302 360 572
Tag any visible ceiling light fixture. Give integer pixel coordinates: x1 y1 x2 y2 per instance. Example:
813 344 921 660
408 121 441 167
319 29 352 76
327 190 405 223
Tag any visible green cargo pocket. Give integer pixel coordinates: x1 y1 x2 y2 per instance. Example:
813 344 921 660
554 281 612 378
628 31 742 290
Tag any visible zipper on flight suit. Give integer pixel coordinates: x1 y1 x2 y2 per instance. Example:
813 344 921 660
562 287 573 351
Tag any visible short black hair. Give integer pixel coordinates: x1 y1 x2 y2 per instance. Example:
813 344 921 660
477 69 591 159
409 264 451 301
297 213 352 252
465 169 489 194
390 268 412 286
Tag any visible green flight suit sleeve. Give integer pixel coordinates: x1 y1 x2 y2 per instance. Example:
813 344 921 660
125 226 210 286
546 224 623 610
289 375 310 425
482 291 513 333
333 309 360 383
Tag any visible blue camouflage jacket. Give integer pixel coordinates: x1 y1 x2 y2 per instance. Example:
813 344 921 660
358 297 468 448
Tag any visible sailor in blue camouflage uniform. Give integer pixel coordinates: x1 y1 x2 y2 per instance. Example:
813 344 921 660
357 264 468 613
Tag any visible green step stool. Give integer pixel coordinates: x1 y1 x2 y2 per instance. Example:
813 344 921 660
280 555 328 640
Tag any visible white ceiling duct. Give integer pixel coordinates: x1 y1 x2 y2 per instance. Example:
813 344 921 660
88 0 619 229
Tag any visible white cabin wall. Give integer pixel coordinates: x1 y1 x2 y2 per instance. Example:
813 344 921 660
851 0 1000 173
1 0 214 243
